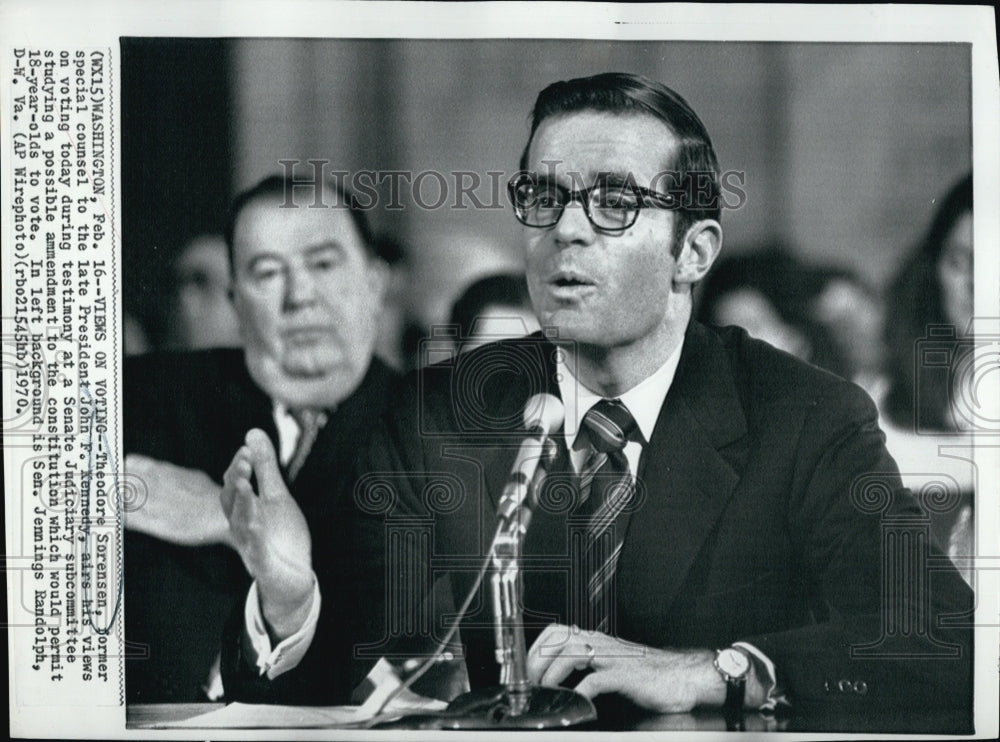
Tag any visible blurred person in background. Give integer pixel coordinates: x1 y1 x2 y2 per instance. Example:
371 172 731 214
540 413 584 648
404 273 539 369
164 234 243 350
696 248 848 377
804 267 888 400
879 173 975 583
124 311 151 355
401 226 529 370
449 273 540 354
884 173 974 431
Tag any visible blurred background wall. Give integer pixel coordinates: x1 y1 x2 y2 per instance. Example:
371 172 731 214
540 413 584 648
121 39 970 348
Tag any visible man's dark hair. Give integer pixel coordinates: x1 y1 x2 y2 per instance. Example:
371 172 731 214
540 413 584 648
224 174 377 271
519 72 721 250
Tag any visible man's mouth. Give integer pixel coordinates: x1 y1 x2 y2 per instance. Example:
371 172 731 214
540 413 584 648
283 326 334 344
547 271 596 294
549 271 594 288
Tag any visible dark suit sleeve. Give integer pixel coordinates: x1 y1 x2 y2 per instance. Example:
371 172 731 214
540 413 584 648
124 352 252 703
744 382 973 711
220 380 441 705
123 352 181 457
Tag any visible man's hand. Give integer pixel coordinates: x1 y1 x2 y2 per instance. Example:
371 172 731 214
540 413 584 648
124 454 231 547
221 428 315 641
527 624 737 714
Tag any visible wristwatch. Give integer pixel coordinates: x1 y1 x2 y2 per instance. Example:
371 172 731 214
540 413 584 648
714 647 750 730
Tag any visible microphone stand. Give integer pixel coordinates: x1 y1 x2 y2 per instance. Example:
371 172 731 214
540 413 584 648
372 398 593 729
440 439 597 729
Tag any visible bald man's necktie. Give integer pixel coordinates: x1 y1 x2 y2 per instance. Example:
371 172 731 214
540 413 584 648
286 408 327 482
574 399 638 633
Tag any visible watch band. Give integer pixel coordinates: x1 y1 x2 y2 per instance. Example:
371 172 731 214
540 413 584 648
723 671 746 730
714 648 749 731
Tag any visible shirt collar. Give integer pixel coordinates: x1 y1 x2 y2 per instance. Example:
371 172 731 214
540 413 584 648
272 401 332 466
555 339 685 449
273 402 299 465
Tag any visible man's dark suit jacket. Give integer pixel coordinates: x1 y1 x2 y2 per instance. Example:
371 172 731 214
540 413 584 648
227 323 973 718
124 348 397 702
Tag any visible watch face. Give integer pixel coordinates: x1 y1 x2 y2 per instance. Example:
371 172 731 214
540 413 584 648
718 648 750 678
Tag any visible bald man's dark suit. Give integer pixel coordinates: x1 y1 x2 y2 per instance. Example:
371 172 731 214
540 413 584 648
124 348 398 702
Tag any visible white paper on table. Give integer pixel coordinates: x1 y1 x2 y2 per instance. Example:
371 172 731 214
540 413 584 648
162 689 447 729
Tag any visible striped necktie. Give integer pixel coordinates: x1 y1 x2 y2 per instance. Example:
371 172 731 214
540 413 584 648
574 398 638 633
286 408 327 482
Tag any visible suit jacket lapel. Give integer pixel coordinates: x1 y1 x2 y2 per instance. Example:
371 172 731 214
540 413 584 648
617 322 749 635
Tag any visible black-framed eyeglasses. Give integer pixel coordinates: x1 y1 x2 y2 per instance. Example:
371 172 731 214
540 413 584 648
507 173 677 233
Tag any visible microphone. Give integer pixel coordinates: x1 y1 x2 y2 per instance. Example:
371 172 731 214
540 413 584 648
495 394 565 526
523 392 566 437
373 393 594 729
420 392 594 729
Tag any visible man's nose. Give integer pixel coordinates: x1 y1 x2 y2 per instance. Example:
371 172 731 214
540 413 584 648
552 200 596 247
283 267 316 310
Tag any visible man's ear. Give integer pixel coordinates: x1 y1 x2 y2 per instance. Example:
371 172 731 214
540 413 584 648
674 219 722 286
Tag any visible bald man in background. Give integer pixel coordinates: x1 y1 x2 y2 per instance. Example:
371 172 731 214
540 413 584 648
124 174 396 702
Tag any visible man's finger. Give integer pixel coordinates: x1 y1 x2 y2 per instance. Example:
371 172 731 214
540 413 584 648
123 506 152 532
526 624 560 682
125 453 151 470
527 623 579 683
574 669 620 700
539 641 596 687
223 447 251 488
220 484 234 519
226 478 257 539
221 446 252 517
245 428 285 500
128 453 183 474
233 452 253 482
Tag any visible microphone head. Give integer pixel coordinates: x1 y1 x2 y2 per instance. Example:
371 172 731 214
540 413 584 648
523 393 565 437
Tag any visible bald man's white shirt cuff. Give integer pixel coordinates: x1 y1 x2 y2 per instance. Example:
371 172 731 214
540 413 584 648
244 577 321 679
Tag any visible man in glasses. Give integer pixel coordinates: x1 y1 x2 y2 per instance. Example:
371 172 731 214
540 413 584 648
222 73 972 723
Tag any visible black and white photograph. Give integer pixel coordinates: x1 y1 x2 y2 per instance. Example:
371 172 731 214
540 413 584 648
4 2 998 739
